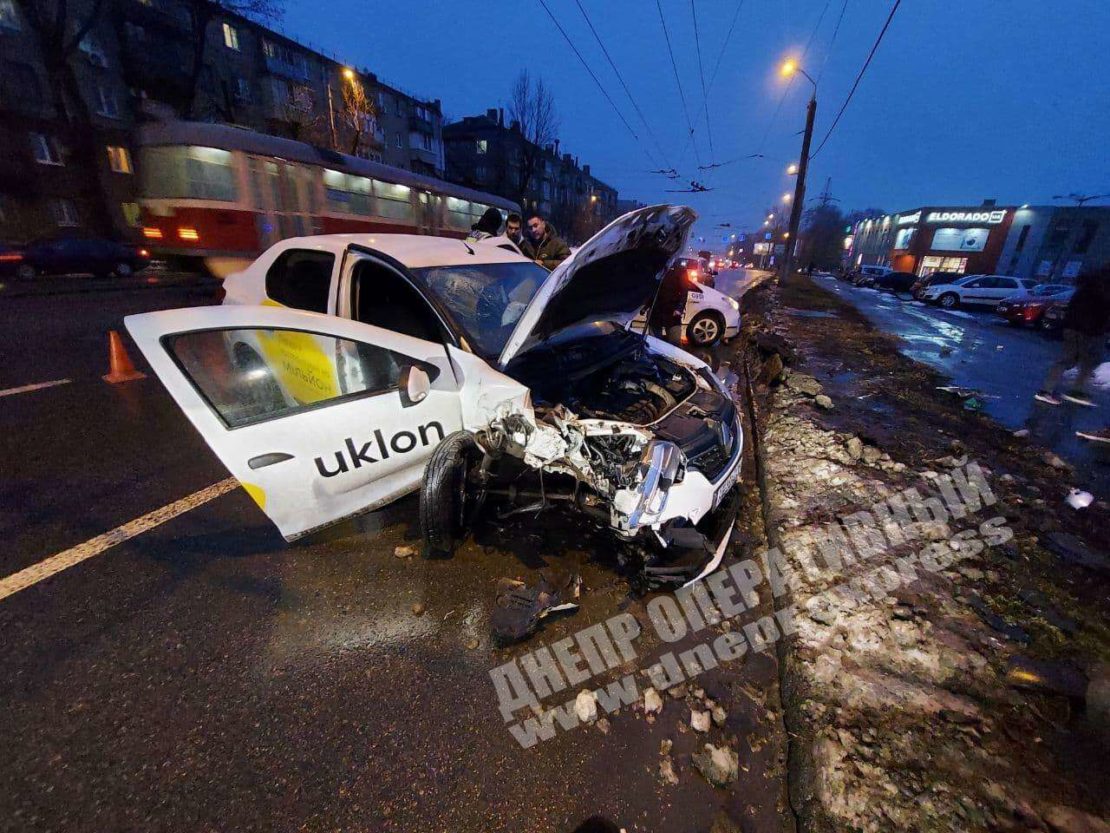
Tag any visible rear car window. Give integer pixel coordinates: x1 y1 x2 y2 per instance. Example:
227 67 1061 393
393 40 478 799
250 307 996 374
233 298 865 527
265 250 335 313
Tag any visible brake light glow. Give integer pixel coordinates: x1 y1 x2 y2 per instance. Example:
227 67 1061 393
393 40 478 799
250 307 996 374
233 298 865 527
0 252 24 262
177 227 200 241
687 268 700 283
142 227 163 239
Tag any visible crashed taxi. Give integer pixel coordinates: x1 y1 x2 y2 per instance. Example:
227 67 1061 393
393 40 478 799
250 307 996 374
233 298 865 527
126 205 743 585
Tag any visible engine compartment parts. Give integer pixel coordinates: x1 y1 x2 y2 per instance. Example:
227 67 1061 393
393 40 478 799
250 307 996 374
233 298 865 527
490 569 582 645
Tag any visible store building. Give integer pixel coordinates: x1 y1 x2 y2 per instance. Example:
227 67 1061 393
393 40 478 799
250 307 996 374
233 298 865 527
848 201 1016 277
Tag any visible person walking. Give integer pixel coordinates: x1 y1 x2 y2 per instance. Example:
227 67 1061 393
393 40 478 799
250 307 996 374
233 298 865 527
466 207 503 242
521 213 571 270
1035 266 1109 407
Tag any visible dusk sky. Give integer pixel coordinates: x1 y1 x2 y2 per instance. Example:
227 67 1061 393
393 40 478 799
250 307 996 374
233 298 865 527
280 1 1110 240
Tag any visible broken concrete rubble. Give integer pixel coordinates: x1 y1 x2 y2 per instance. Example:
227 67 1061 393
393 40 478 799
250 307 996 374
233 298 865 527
692 743 739 787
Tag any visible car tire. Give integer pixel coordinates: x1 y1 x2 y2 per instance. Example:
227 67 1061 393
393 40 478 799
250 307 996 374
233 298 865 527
420 430 480 559
687 311 724 347
114 262 133 277
16 263 36 281
939 293 960 309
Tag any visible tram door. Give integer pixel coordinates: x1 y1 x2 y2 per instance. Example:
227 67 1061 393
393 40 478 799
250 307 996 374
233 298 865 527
248 156 320 250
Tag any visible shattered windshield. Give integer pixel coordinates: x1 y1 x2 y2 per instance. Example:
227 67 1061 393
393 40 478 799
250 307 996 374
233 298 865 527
414 262 549 359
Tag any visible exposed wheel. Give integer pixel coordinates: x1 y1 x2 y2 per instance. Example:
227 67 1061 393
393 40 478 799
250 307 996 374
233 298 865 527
939 293 959 309
420 431 480 559
114 262 133 277
687 311 724 346
16 263 36 281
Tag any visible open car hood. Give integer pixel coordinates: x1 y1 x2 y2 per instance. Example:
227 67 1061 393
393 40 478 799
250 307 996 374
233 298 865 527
497 205 696 369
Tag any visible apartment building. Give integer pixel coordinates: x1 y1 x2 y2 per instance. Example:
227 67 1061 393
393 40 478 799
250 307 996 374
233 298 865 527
0 0 445 242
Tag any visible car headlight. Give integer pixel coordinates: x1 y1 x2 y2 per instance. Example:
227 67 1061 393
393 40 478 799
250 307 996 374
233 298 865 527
625 440 685 528
727 297 740 311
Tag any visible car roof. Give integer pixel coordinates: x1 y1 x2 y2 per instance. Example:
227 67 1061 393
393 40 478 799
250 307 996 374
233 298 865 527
263 233 532 270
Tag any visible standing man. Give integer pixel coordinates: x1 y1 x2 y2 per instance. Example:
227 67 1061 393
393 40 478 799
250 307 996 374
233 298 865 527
505 213 524 246
466 207 503 242
521 213 571 270
1035 267 1109 407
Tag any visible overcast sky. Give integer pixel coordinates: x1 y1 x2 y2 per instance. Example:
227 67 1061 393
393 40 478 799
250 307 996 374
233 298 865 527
281 1 1110 242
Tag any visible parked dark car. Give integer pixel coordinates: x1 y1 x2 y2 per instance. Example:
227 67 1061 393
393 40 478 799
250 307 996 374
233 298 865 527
874 271 918 294
0 237 150 280
996 285 1074 327
910 271 962 299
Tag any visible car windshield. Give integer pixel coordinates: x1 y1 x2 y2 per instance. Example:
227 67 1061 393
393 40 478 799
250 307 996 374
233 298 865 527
1032 284 1069 296
414 261 549 359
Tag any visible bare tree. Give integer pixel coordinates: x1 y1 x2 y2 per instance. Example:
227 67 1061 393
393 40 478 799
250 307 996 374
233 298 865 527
183 0 282 118
339 75 377 156
14 0 114 233
507 70 558 208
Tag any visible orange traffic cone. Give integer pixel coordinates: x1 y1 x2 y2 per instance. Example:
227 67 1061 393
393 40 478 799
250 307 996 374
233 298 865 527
103 330 146 384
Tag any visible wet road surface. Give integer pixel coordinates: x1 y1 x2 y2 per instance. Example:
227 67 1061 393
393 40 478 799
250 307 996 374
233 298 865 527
0 271 786 832
810 275 1109 494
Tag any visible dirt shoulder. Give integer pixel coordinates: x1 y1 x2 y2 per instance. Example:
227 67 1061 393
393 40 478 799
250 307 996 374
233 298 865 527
738 275 1110 833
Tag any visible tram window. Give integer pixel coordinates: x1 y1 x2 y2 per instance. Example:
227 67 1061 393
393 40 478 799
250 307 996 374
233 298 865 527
265 249 335 313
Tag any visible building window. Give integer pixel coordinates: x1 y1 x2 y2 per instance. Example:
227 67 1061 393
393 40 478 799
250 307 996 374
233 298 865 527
395 133 402 148
235 77 252 102
95 84 120 117
29 133 62 165
121 202 141 227
50 199 79 227
107 145 133 173
222 22 239 50
476 139 488 155
1075 220 1099 254
0 0 21 30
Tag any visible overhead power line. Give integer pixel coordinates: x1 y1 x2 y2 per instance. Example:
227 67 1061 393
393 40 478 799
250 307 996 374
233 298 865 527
535 0 660 168
810 0 901 159
817 0 849 84
572 0 674 173
707 0 746 91
690 0 715 157
655 0 702 168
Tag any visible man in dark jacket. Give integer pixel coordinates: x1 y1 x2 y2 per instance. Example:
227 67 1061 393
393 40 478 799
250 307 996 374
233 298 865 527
466 207 503 242
1036 267 1109 407
649 262 690 345
521 213 571 270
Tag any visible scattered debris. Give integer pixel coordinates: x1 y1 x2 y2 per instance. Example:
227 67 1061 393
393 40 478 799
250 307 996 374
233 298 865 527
490 569 581 645
814 394 834 410
692 743 739 787
785 372 823 397
711 704 727 726
1017 588 1079 636
690 709 711 733
1013 428 1031 438
1065 488 1094 510
1041 804 1110 833
411 602 425 616
596 717 611 735
394 544 417 558
967 594 1031 644
465 638 480 650
1044 451 1070 470
1005 655 1087 699
643 687 663 715
1043 533 1110 576
575 690 598 724
658 755 679 785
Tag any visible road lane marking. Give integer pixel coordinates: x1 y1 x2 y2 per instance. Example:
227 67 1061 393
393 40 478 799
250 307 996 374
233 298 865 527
0 477 240 602
0 379 71 398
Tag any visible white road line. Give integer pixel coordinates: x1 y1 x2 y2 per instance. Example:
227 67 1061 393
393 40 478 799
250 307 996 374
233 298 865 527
0 378 72 398
0 477 239 602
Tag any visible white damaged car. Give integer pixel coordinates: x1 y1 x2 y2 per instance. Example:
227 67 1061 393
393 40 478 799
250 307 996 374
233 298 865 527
125 205 743 585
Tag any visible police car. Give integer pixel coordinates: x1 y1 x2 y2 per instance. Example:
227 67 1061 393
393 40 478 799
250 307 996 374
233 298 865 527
125 205 743 585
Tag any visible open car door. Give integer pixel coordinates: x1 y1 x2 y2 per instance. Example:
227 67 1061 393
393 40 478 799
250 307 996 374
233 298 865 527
125 305 463 540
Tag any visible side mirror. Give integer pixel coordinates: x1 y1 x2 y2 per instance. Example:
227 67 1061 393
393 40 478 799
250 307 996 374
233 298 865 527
399 365 430 408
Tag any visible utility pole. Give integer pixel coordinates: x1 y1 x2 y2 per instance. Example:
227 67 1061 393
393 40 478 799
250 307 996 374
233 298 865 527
782 92 816 281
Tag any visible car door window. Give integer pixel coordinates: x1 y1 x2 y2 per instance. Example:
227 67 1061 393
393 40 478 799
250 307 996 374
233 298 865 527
265 249 335 313
964 278 986 288
996 278 1018 291
166 327 437 429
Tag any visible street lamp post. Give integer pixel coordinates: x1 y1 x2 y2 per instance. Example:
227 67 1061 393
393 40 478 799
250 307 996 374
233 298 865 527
779 59 817 281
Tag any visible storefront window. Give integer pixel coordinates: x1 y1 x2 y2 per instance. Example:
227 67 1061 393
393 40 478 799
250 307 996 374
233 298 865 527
917 256 968 277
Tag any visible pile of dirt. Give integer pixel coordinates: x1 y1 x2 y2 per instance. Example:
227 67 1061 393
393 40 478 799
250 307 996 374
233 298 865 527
738 276 1110 833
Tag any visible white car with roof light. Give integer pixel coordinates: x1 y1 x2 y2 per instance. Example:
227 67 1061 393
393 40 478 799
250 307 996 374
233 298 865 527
126 206 743 586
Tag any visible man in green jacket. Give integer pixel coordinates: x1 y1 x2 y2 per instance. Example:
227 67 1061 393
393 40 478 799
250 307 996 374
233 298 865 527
521 213 571 270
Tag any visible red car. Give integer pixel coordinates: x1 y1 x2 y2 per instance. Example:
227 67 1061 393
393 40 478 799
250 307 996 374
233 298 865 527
996 285 1073 327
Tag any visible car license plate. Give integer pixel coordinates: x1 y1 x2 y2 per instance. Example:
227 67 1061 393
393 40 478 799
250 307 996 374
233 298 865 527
713 462 740 508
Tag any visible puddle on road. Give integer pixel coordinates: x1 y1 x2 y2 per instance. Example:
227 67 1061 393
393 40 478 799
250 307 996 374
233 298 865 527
784 308 837 319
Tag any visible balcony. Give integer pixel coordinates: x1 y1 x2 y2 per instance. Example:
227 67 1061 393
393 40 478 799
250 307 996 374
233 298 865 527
265 55 311 82
409 113 434 134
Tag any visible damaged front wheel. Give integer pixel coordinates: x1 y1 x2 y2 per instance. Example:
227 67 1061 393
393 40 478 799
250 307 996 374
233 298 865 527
419 431 483 559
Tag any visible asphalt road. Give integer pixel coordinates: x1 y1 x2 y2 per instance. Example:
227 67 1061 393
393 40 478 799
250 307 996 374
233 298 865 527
810 275 1110 494
0 270 781 833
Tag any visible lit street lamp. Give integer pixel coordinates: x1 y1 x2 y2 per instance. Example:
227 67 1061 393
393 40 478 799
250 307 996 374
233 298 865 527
786 163 798 175
778 57 818 281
